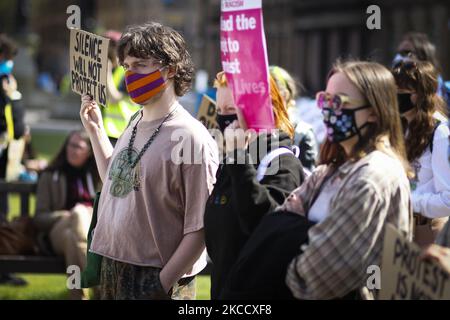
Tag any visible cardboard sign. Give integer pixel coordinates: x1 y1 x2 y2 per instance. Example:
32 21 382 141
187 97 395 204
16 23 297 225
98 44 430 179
379 223 450 300
220 0 274 131
197 94 219 130
69 29 110 106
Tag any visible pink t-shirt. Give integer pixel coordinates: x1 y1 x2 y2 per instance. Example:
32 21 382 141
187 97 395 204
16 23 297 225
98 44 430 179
90 103 218 277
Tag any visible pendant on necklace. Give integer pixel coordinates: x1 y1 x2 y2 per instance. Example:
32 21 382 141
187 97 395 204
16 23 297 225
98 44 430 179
132 161 141 191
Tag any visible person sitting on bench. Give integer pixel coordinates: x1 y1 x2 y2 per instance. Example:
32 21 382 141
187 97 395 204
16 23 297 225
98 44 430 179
33 130 101 299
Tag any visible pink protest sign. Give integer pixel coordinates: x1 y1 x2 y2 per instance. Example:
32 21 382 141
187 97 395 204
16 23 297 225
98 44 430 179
220 0 274 131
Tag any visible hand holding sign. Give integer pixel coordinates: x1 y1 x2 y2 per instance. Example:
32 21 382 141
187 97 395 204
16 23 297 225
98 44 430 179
70 29 110 107
224 119 247 154
80 94 103 135
380 224 450 300
224 108 258 154
421 244 450 275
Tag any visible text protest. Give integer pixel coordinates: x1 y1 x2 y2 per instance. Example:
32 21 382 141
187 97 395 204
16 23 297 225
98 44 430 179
220 0 274 131
380 224 450 300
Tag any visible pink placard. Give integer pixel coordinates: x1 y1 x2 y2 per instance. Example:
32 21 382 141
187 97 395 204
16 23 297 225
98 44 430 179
220 0 274 131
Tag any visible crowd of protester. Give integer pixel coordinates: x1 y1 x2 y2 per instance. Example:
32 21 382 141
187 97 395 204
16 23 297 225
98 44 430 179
0 24 449 301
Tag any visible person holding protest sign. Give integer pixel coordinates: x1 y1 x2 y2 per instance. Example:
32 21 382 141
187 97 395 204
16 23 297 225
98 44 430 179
278 61 413 300
204 71 305 299
33 130 100 300
80 22 218 300
269 66 318 173
392 60 450 247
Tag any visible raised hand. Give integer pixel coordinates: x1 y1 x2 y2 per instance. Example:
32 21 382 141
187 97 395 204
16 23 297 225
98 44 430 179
80 94 104 134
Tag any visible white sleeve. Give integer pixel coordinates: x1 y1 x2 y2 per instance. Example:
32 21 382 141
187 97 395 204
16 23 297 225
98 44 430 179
414 123 450 218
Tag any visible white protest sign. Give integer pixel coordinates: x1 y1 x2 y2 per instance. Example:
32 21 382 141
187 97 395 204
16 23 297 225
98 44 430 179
379 223 450 300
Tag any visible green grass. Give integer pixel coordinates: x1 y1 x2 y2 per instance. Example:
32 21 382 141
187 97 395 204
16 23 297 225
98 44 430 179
0 274 211 300
2 195 211 300
8 194 36 218
195 276 211 300
1 131 212 300
0 274 69 300
30 131 67 161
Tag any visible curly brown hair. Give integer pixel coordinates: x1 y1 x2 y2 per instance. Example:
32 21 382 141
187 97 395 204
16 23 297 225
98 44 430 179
118 22 194 97
392 60 448 162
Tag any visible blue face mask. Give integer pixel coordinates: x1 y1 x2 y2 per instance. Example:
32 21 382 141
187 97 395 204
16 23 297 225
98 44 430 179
0 60 14 77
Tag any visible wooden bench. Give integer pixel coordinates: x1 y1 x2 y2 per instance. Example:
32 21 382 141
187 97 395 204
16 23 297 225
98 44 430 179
0 180 66 274
0 180 212 275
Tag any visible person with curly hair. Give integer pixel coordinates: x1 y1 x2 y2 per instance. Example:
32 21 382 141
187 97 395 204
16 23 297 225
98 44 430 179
80 22 218 299
392 60 450 247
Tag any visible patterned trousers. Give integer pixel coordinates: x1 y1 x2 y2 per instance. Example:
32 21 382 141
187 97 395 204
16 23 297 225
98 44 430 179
99 257 196 300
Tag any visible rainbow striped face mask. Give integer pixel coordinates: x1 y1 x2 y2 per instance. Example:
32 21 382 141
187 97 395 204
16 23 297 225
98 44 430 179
125 67 167 105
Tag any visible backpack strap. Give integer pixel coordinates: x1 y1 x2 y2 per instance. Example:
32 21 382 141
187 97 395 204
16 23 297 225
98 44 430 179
256 147 294 182
291 145 300 158
430 120 442 153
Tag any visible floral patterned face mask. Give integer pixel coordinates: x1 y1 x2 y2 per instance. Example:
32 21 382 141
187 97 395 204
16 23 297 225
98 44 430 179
321 106 371 143
316 91 371 143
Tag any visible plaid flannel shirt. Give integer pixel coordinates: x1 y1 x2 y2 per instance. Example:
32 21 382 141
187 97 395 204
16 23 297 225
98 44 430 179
284 150 413 300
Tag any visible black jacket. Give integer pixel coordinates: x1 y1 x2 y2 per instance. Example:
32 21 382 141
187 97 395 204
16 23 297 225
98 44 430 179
220 210 315 300
204 131 305 299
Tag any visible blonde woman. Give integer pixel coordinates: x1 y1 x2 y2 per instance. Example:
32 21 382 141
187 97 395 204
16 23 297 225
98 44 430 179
204 71 305 299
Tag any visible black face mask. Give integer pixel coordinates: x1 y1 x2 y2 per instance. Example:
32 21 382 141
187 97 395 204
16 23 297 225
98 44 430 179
397 93 415 114
216 113 238 132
